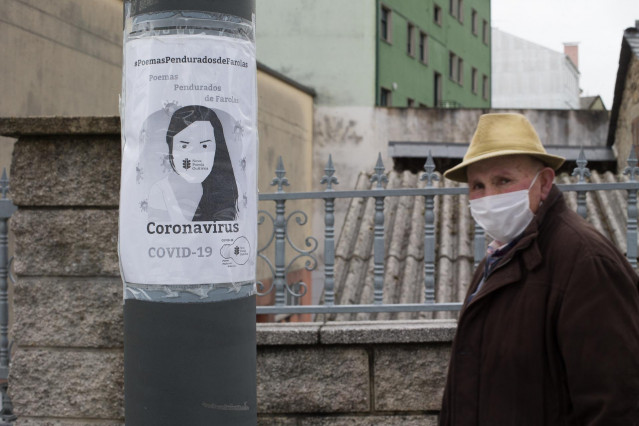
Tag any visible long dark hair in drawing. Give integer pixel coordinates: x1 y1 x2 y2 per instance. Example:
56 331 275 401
166 105 238 221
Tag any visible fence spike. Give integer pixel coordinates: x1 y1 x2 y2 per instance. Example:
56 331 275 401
370 153 388 189
624 149 639 182
0 169 8 200
420 150 440 186
271 156 290 193
571 147 591 183
320 154 339 191
571 148 590 218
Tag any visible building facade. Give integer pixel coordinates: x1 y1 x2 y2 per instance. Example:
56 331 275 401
491 28 581 109
608 22 639 172
256 0 492 108
377 0 491 108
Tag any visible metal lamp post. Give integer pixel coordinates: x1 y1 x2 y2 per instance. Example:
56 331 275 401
120 1 257 424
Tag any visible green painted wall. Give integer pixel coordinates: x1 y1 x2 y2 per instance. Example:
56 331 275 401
377 0 491 108
256 0 490 108
257 0 377 106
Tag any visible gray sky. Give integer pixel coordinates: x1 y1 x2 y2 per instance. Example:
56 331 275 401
491 0 639 109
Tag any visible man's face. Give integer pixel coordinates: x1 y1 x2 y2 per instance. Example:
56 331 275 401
467 154 547 213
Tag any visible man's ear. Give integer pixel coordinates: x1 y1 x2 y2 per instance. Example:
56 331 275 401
539 167 555 201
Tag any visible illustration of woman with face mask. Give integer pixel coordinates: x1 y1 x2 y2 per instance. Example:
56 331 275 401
148 105 238 222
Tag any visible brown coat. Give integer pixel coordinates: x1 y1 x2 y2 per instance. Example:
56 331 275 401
440 185 639 425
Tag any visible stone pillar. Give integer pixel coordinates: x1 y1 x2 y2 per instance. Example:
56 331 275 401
4 117 124 424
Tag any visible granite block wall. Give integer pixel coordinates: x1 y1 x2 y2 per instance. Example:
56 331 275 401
1 117 455 425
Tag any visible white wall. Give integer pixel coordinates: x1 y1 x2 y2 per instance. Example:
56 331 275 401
491 28 580 109
256 0 377 106
0 0 123 177
0 0 123 117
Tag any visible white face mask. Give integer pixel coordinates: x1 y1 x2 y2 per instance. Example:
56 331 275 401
469 172 540 243
171 121 216 184
172 150 216 183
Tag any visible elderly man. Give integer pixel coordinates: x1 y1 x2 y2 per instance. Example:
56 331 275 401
439 113 639 425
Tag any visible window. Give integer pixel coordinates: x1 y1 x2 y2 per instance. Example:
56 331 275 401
407 23 415 56
482 19 489 45
471 67 478 94
471 9 478 35
434 72 442 107
482 74 489 100
407 98 415 107
434 4 442 26
419 32 429 64
449 52 463 85
450 0 463 22
380 87 392 106
449 52 457 80
381 6 392 42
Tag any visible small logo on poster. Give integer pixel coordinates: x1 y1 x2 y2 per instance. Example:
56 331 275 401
182 158 192 170
221 236 251 265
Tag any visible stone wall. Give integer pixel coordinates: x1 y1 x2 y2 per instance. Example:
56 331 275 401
613 55 639 171
257 321 452 425
2 117 453 424
6 117 124 424
313 107 611 198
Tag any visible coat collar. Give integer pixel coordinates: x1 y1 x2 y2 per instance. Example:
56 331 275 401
463 185 564 309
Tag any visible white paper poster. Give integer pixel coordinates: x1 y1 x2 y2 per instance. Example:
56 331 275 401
120 35 257 286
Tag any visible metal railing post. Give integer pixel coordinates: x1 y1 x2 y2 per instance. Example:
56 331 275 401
420 152 439 304
572 147 591 219
370 154 388 304
473 222 485 268
271 157 289 306
0 169 16 424
320 155 338 305
624 150 639 268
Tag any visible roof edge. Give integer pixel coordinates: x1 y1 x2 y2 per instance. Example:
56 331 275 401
257 61 317 98
0 116 120 137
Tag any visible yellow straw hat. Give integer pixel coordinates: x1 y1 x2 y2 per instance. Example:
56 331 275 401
443 113 565 182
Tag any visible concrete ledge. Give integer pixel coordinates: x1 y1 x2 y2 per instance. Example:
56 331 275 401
258 415 439 425
257 323 320 345
320 319 457 344
0 116 120 137
257 320 457 346
17 419 123 426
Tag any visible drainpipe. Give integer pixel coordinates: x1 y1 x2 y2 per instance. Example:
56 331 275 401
120 1 257 424
375 0 380 106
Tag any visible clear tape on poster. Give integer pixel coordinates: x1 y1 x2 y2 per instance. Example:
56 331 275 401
119 3 258 302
